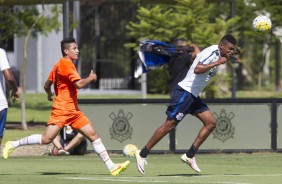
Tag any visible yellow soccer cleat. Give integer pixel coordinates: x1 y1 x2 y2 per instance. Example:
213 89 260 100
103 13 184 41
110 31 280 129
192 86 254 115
110 160 130 176
3 141 15 159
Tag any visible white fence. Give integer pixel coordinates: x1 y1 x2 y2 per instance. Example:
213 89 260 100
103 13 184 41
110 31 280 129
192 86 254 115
99 78 128 89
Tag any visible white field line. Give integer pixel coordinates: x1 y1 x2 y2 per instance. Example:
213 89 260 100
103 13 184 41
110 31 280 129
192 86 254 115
63 177 250 184
63 177 167 183
197 174 282 177
63 174 282 184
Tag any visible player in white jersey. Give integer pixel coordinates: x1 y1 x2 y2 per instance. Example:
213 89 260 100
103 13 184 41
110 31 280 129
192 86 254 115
135 34 237 174
179 45 221 96
0 48 19 146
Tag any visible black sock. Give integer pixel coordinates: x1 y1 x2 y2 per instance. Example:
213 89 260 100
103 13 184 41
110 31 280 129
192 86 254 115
139 146 150 158
186 145 197 158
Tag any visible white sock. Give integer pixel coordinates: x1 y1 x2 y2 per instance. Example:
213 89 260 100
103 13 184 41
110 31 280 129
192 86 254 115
12 134 42 148
92 138 115 170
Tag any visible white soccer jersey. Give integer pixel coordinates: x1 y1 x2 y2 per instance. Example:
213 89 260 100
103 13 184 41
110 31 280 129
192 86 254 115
0 48 11 111
178 45 220 97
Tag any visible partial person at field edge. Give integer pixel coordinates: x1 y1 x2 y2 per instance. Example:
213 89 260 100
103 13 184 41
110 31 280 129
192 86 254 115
0 48 19 147
50 127 86 156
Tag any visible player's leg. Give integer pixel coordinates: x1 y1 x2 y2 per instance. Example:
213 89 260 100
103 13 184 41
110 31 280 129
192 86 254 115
135 118 178 174
181 110 216 173
140 85 186 156
0 108 7 148
3 125 61 159
75 117 129 176
136 85 188 174
185 110 216 158
193 110 216 149
141 118 178 155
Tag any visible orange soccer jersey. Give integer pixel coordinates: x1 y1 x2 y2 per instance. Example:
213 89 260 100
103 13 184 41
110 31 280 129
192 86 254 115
47 57 90 129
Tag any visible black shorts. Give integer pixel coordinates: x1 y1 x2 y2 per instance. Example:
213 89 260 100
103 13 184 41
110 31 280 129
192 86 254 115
166 85 209 122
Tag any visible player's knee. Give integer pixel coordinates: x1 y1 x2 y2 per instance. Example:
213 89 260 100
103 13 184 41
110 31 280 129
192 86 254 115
85 132 99 142
207 120 216 131
164 120 177 132
41 136 54 144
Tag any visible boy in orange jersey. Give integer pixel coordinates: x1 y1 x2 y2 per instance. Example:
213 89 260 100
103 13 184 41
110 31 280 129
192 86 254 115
2 37 129 176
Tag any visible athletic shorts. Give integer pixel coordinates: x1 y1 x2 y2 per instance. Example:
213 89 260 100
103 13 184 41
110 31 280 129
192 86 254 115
166 85 209 122
47 110 90 130
0 108 7 138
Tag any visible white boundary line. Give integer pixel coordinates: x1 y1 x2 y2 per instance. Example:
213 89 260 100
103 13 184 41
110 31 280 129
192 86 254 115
63 177 250 184
62 174 282 184
63 177 168 183
198 174 282 177
61 177 245 184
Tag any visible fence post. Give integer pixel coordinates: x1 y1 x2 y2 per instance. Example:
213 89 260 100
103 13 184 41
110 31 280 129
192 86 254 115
271 101 277 151
169 128 176 153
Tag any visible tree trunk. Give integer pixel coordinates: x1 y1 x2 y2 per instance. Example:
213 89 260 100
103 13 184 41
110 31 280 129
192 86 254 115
20 8 43 130
263 42 270 86
275 40 281 91
20 30 32 130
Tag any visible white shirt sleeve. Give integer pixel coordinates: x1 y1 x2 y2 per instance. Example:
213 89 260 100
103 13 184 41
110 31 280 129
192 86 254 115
199 46 219 65
0 48 10 71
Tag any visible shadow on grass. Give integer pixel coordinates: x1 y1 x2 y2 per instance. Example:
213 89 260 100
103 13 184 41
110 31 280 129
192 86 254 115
39 172 111 176
159 173 243 177
158 173 203 177
40 172 79 175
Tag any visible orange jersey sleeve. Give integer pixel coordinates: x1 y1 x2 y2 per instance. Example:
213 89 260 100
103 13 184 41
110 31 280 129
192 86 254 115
60 58 81 83
48 65 56 83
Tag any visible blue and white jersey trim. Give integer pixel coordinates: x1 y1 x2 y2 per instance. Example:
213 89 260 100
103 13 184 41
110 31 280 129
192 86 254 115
178 45 220 97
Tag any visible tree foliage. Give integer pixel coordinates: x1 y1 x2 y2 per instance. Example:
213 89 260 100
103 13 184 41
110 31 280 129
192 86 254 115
125 0 239 95
126 0 239 50
0 5 61 129
0 5 61 47
230 0 282 90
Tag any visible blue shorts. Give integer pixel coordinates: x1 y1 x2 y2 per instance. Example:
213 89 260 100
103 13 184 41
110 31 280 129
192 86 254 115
0 108 7 138
166 85 209 122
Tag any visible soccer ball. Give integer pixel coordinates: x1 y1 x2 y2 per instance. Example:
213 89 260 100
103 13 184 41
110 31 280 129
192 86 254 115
252 15 272 34
123 144 138 157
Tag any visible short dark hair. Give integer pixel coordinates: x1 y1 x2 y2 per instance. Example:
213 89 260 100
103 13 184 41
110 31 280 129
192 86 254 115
60 37 76 56
220 34 237 45
172 38 187 44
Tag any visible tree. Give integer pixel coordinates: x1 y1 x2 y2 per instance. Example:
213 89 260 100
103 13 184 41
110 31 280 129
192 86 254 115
125 0 239 96
0 4 61 130
126 0 239 50
226 0 282 91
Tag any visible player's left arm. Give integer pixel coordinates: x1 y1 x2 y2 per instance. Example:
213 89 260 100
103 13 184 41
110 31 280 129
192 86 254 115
74 70 97 89
2 68 19 102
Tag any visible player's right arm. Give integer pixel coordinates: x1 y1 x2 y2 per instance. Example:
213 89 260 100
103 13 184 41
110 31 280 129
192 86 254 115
191 44 200 60
44 79 53 101
194 57 227 74
74 70 97 89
